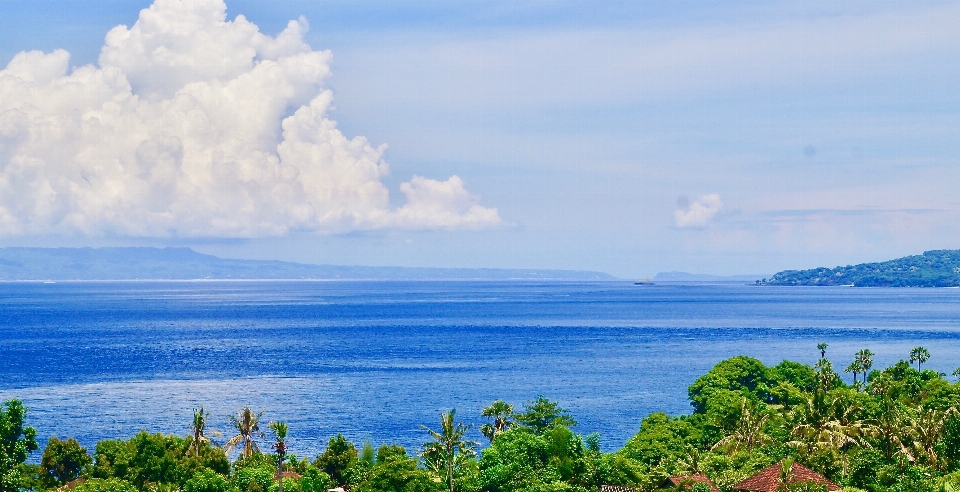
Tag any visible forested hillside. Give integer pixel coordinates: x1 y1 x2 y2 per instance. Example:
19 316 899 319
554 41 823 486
759 250 960 287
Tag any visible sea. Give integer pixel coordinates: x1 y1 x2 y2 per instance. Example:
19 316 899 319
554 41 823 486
2 280 960 458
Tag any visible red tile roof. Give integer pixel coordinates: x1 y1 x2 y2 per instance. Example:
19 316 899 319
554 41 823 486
732 461 841 491
661 474 721 492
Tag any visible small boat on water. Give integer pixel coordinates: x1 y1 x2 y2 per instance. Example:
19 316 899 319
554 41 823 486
633 279 654 285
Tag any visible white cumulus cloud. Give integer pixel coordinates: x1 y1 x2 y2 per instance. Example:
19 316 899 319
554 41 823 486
0 0 499 237
674 194 723 229
392 176 501 230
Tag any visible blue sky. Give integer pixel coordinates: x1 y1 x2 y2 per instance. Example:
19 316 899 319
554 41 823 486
0 0 958 277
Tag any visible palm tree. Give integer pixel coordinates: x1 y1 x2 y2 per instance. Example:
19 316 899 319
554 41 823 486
844 359 863 386
678 445 705 475
871 395 911 463
421 409 477 492
817 343 828 359
910 347 930 371
186 406 220 456
902 406 956 469
857 349 875 382
790 393 871 456
953 368 960 382
814 358 837 392
711 398 772 454
225 406 264 460
775 458 795 492
269 421 288 492
479 400 514 443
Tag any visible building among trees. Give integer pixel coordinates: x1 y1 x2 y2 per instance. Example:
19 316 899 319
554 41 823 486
732 461 841 491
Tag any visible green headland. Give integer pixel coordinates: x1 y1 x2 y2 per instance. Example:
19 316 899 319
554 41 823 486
758 250 960 287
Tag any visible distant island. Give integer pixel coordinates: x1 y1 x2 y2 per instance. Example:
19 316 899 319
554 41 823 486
0 247 617 281
758 249 960 287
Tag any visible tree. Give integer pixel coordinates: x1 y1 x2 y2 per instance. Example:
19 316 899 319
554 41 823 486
40 437 92 487
711 398 772 454
515 396 576 434
353 447 438 492
687 356 774 413
421 409 476 492
269 422 288 492
789 393 871 464
187 406 219 456
73 478 138 492
184 469 231 492
314 434 357 486
910 347 930 371
844 359 863 386
225 407 264 460
856 349 874 375
873 396 911 463
476 429 556 492
814 358 840 392
817 343 828 359
479 400 515 443
902 406 956 468
0 399 38 492
776 458 795 492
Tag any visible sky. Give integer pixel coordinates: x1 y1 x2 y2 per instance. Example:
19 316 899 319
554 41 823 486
0 0 959 278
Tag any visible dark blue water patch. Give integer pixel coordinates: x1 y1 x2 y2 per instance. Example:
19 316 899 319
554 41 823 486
2 281 960 457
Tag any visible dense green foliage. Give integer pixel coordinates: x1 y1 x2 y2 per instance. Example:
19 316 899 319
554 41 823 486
759 249 960 286
0 400 37 492
39 437 91 488
6 346 960 491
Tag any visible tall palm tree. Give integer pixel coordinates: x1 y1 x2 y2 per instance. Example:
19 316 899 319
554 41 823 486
421 409 477 492
186 406 218 456
910 347 930 371
269 421 288 492
711 398 772 454
844 359 863 386
817 343 828 359
479 400 514 443
857 349 875 383
225 406 264 459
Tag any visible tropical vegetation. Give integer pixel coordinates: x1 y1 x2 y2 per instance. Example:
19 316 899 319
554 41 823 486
5 346 960 491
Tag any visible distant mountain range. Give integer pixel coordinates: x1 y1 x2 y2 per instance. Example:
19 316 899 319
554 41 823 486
759 249 960 287
653 271 769 282
0 247 617 281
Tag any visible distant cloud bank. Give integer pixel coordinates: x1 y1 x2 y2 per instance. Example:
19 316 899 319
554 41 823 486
675 194 723 228
0 0 500 237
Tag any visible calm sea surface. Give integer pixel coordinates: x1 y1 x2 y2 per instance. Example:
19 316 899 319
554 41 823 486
3 280 960 456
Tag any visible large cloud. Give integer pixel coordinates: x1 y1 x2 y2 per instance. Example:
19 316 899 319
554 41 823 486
674 194 723 229
0 0 499 237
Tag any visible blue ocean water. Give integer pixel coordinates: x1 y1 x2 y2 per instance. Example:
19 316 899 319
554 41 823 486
2 280 960 458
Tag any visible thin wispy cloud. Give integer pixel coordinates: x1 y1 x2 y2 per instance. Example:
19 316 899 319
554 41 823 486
0 0 500 238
